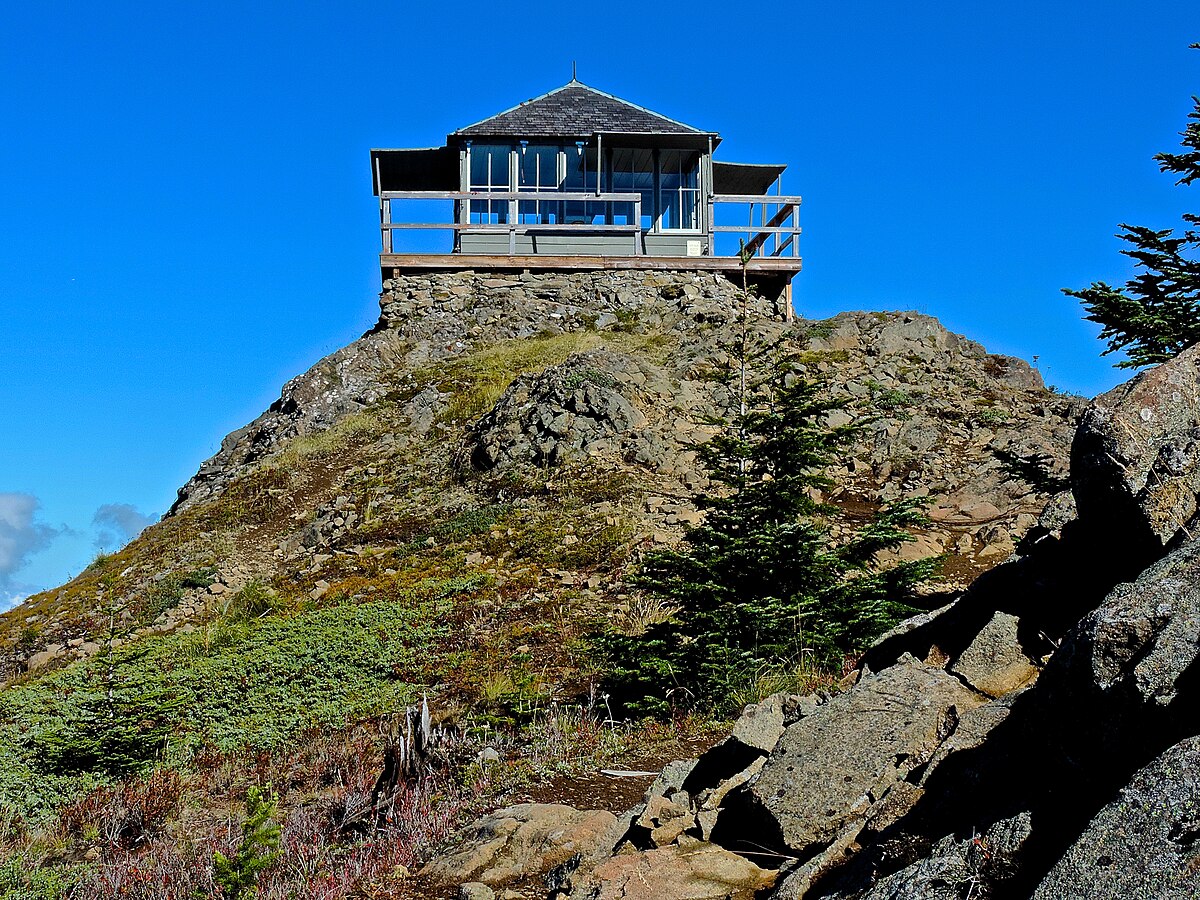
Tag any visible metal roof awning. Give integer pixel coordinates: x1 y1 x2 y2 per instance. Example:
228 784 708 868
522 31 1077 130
371 147 458 195
713 161 787 196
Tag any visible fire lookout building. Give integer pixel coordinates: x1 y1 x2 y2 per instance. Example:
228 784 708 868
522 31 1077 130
371 80 801 296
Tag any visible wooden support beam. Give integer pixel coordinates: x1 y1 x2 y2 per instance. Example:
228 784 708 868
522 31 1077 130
380 253 803 274
380 197 392 254
741 203 799 259
772 232 797 257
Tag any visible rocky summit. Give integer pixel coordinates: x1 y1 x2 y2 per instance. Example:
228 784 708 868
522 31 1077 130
0 268 1112 898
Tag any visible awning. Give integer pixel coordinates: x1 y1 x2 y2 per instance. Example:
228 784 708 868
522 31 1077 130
371 147 458 195
713 161 787 196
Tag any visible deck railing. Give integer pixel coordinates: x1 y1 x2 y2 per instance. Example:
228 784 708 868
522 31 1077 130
710 194 803 260
379 190 644 255
378 190 801 259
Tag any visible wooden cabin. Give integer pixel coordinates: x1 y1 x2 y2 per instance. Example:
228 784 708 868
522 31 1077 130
371 80 801 291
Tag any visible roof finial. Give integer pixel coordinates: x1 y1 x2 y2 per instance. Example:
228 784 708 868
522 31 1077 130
571 60 578 82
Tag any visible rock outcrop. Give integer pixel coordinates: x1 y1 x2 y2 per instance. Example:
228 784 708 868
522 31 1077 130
1072 340 1200 553
422 804 622 892
422 330 1200 900
1031 735 1200 900
749 658 984 857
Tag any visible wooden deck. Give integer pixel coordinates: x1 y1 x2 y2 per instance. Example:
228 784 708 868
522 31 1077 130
380 253 803 278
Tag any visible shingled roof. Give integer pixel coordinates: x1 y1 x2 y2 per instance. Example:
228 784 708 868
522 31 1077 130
452 80 712 139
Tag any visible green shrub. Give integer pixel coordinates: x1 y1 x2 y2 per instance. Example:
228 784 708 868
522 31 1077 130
0 597 446 821
180 567 217 589
0 855 68 900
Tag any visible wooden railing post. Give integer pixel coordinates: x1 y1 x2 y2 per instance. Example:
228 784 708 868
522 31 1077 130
380 197 392 254
633 197 641 255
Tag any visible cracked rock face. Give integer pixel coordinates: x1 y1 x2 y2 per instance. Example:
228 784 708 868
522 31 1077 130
1072 340 1200 551
1031 735 1200 900
1032 532 1200 770
749 656 985 857
470 349 654 470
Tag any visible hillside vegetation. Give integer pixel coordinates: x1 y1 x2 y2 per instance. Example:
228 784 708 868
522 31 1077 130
0 270 1077 897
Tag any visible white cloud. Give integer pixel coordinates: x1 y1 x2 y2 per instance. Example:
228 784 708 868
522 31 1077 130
0 585 34 612
0 492 61 596
93 503 156 551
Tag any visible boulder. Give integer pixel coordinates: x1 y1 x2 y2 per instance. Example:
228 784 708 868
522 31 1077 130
948 611 1039 697
470 350 650 471
422 803 621 888
749 656 985 856
1072 341 1200 552
26 646 64 671
1036 533 1200 759
1031 735 1200 900
814 812 1032 900
729 692 788 754
583 843 776 900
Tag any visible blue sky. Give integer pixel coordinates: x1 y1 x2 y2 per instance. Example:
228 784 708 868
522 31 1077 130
1 1 1198 601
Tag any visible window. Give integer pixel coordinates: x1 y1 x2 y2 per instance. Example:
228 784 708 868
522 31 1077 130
563 145 603 223
609 148 654 231
518 144 562 224
658 150 700 231
469 144 511 224
464 142 704 233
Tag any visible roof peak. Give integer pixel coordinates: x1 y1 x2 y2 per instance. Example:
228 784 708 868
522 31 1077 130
452 80 711 139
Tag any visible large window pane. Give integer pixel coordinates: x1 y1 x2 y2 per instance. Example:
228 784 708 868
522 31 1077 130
564 147 602 223
519 145 561 223
610 148 654 230
659 150 699 230
469 144 511 224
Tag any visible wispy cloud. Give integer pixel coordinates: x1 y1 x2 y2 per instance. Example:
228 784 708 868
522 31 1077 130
93 503 156 552
0 492 62 599
0 582 38 612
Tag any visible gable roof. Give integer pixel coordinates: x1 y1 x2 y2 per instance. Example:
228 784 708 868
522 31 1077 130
452 80 714 140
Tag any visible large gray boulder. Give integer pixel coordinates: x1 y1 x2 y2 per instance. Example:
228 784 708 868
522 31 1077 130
421 803 622 889
470 349 651 470
814 812 1031 900
1072 341 1200 551
1032 735 1200 900
750 657 985 857
1036 533 1200 760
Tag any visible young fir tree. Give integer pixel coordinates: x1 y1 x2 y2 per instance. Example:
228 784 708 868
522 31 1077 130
212 785 282 900
599 360 939 717
34 585 182 777
1065 47 1200 368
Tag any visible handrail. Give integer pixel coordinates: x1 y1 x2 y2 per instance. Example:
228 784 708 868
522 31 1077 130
381 190 643 202
388 223 642 232
711 193 803 205
378 191 801 260
380 189 644 255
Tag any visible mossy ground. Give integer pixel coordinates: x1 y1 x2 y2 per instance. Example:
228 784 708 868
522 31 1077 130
0 328 726 897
